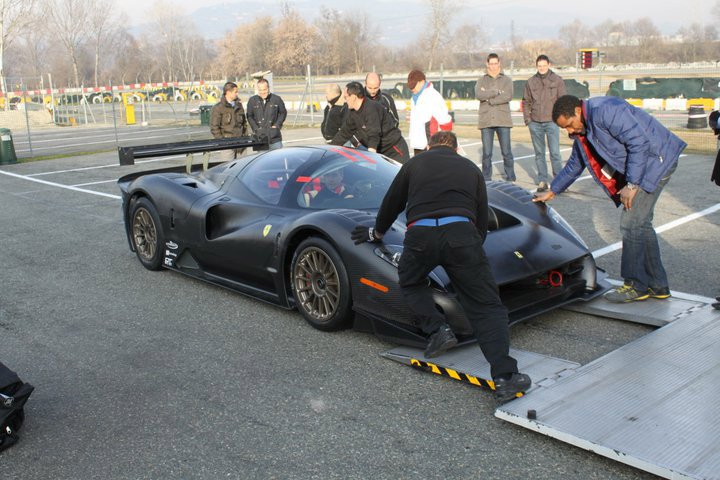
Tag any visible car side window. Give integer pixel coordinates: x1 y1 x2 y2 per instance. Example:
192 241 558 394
236 150 314 204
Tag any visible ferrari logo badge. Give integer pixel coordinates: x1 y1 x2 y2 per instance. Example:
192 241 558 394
263 225 272 237
514 251 524 259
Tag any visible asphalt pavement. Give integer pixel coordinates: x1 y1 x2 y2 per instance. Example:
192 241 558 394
1 126 718 479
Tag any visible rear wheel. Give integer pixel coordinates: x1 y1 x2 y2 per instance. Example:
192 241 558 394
291 238 352 331
130 197 165 270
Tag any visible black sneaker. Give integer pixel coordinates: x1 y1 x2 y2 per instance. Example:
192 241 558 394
493 373 532 404
424 326 458 358
648 286 671 299
536 181 549 193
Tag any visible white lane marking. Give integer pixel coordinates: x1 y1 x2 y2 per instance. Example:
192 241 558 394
15 133 203 153
25 136 326 177
460 145 572 162
71 179 118 187
28 155 186 176
285 136 324 143
0 170 121 200
13 126 202 145
592 202 720 258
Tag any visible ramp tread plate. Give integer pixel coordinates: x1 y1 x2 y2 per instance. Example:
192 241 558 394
563 286 711 327
382 345 580 390
497 306 720 480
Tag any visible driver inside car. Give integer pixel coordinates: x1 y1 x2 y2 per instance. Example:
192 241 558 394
303 169 354 206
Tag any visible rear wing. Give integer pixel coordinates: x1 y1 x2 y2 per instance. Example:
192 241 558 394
118 135 269 167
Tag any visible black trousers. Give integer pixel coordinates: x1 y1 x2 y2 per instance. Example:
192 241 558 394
381 137 410 164
397 221 518 378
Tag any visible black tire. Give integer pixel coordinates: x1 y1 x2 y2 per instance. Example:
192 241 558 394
130 197 165 270
290 237 352 331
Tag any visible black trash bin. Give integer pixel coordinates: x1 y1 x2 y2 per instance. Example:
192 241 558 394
0 128 18 165
199 105 214 126
687 105 708 129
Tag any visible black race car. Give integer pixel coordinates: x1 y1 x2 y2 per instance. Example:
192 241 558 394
118 146 605 348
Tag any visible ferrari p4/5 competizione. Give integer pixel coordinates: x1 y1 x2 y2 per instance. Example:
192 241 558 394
119 146 604 348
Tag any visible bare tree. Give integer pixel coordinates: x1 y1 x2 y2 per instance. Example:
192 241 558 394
558 19 590 53
87 0 120 87
218 16 275 78
151 1 203 82
633 17 661 62
424 0 455 72
270 8 317 75
449 23 485 69
0 0 37 98
45 0 91 87
17 25 50 81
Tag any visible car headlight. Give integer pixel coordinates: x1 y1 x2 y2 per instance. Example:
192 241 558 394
548 206 588 249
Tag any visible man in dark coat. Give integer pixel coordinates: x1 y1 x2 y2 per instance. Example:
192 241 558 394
330 82 409 163
247 78 287 150
321 83 348 141
210 81 247 160
351 131 531 404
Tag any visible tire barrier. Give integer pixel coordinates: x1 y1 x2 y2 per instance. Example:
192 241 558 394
687 105 708 129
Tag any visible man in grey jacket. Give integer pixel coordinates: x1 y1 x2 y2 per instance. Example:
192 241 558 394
523 55 566 192
476 53 515 182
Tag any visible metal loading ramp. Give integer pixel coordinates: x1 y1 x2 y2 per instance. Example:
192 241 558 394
496 305 720 480
381 346 580 397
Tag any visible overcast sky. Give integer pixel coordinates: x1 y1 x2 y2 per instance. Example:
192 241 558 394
118 0 716 43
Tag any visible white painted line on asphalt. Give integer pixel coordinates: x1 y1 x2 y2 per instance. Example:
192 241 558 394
0 170 121 200
592 202 720 258
285 136 324 143
13 126 202 146
28 155 185 176
26 136 325 177
15 133 201 153
71 179 118 187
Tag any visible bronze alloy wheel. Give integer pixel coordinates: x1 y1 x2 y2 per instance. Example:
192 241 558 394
293 246 341 323
132 207 158 263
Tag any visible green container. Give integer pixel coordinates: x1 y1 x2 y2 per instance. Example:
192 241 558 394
199 105 213 126
0 128 18 165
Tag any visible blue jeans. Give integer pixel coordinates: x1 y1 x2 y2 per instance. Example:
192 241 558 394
481 127 515 181
528 121 563 184
619 163 677 291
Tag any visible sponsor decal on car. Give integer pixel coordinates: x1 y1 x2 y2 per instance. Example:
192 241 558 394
166 241 179 250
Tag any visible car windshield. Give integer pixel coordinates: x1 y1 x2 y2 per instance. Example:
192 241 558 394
239 149 317 204
298 150 398 210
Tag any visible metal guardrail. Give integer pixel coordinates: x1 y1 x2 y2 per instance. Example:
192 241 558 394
117 135 270 170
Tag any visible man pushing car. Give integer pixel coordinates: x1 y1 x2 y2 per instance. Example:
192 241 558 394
350 131 531 404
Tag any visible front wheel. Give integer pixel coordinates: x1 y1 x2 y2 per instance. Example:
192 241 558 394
130 197 165 270
290 238 352 331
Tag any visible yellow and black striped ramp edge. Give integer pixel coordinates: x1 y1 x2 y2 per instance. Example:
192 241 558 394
381 345 579 393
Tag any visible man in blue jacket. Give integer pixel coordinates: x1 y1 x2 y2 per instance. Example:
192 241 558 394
533 95 686 303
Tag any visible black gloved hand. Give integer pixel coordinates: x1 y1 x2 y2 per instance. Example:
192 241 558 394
351 225 381 245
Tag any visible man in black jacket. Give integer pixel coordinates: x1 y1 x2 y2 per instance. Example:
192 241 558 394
321 83 348 141
351 131 530 404
247 78 287 150
330 82 409 163
365 72 399 128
